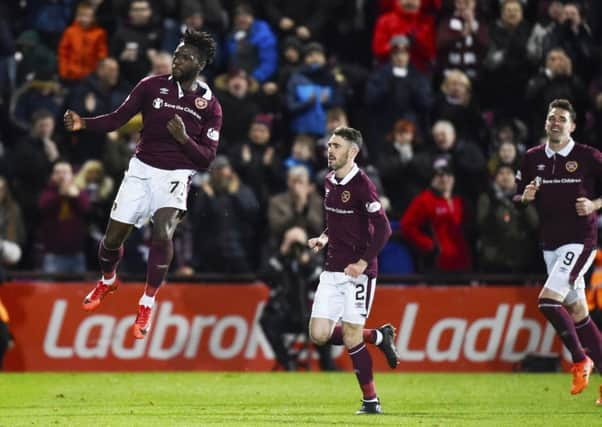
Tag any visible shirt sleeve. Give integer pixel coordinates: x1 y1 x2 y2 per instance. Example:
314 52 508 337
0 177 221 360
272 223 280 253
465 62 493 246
359 177 392 262
83 76 147 132
178 100 222 170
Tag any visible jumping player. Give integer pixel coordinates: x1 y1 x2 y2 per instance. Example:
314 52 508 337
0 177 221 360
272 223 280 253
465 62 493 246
63 30 221 339
516 99 602 404
308 126 399 415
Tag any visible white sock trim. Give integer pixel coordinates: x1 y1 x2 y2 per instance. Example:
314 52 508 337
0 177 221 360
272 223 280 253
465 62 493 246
374 330 383 346
102 274 116 285
139 294 155 308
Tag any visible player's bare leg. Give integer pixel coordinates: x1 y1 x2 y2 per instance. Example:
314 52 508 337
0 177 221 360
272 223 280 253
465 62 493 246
327 323 400 368
133 207 181 339
83 219 132 311
539 288 593 394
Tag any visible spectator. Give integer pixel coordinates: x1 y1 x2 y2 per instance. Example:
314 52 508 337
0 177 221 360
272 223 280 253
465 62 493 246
189 155 259 273
73 159 114 268
102 116 141 182
275 36 303 92
525 48 589 142
372 0 438 73
110 0 162 84
261 165 329 371
527 0 564 66
215 68 261 147
267 165 323 247
10 76 65 131
65 57 130 162
543 1 596 83
483 0 532 121
476 164 540 273
401 159 472 273
0 4 16 100
315 107 349 171
377 119 424 219
26 0 74 50
57 2 108 83
10 110 60 245
283 135 316 178
149 51 172 76
431 69 488 151
365 34 432 155
414 120 486 204
14 30 57 84
230 113 284 215
224 2 278 84
73 159 114 227
286 42 344 137
264 0 329 41
436 0 489 92
38 160 90 274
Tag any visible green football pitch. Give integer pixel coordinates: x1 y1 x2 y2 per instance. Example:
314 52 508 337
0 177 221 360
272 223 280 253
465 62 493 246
0 372 600 426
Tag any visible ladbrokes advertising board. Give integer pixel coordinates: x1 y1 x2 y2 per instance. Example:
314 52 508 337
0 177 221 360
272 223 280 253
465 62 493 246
0 283 567 371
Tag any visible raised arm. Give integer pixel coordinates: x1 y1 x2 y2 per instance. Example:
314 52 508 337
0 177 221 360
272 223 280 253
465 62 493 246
64 77 147 133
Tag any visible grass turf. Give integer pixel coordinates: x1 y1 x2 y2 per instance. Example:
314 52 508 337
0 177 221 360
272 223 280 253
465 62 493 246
0 372 600 426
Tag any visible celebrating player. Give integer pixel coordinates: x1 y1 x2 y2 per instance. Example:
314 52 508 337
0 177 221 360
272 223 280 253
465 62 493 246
308 126 398 415
516 99 602 404
63 30 221 339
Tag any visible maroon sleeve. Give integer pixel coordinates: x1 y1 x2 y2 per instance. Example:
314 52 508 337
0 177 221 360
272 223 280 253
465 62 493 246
179 100 222 170
38 187 61 212
360 177 392 261
83 76 147 132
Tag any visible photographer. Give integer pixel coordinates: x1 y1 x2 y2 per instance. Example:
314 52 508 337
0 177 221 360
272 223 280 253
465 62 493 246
260 166 336 370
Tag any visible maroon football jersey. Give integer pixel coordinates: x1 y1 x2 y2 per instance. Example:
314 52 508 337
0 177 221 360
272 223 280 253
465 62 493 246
323 164 392 277
516 140 602 250
84 74 222 171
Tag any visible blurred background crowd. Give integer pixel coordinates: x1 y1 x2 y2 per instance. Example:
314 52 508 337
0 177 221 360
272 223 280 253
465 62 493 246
0 0 602 281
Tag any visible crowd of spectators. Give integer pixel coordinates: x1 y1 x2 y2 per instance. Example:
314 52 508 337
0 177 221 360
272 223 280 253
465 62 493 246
1 0 602 278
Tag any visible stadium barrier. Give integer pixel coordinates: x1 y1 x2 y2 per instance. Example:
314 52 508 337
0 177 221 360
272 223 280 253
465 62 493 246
0 282 569 371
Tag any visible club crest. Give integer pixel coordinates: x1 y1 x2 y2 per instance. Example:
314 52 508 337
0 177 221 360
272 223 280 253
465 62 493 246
341 190 351 203
195 97 208 110
565 161 578 173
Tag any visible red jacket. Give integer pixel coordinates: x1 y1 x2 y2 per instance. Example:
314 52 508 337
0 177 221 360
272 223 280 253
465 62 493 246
400 188 472 271
58 22 108 81
372 1 438 72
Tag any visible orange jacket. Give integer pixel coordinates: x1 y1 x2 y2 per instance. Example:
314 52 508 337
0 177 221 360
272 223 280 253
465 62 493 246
587 250 602 311
58 22 108 81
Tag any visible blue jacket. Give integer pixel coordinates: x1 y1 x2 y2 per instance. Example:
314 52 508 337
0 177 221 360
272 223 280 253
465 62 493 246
225 19 277 83
286 65 343 136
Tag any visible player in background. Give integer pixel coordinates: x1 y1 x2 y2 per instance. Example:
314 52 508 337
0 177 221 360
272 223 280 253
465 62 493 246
64 29 221 339
308 126 399 415
516 99 602 404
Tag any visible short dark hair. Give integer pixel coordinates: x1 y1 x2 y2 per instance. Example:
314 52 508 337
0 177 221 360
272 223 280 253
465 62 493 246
333 126 363 150
181 29 216 65
548 98 576 122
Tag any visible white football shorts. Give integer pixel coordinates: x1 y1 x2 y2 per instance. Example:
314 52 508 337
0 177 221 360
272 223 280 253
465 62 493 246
110 157 195 228
310 271 376 326
543 243 596 305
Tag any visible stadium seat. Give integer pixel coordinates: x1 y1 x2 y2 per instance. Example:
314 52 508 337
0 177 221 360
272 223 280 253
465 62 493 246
378 241 415 275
